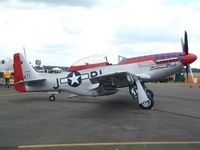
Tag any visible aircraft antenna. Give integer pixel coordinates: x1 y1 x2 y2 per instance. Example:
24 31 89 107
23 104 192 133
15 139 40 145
23 47 26 58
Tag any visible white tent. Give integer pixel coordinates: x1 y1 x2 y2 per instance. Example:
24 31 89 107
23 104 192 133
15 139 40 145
52 67 62 73
52 67 62 71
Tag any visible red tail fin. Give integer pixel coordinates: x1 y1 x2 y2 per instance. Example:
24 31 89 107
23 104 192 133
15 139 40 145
14 53 26 92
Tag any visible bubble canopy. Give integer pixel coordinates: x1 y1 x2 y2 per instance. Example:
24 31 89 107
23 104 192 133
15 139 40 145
67 55 110 71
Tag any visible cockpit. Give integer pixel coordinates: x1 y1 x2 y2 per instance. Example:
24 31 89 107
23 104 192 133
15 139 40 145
67 55 110 71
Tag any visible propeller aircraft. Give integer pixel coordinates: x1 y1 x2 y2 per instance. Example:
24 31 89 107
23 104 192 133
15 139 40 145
13 31 197 109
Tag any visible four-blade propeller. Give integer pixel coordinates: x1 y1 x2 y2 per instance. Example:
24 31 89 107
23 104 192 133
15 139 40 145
181 31 195 83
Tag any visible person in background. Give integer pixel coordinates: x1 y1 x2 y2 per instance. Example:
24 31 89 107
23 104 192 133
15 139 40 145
4 68 11 88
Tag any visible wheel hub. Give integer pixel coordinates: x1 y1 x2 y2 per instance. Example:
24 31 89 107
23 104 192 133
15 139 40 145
141 100 151 108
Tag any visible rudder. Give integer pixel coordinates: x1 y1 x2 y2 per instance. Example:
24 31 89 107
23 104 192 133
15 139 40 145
14 53 26 92
14 53 39 92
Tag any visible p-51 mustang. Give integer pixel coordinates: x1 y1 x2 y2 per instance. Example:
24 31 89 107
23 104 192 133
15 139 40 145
14 31 197 109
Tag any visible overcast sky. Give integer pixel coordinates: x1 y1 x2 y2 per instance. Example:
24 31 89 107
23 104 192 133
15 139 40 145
0 0 200 68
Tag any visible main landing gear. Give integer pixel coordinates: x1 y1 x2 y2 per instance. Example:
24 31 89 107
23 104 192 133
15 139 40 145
128 76 154 110
139 91 154 110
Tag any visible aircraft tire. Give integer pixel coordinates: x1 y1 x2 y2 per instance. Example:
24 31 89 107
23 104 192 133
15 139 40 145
139 94 154 110
49 95 55 101
146 89 154 98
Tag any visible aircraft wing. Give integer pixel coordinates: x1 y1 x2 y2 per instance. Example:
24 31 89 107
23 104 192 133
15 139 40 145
90 72 151 88
90 72 128 88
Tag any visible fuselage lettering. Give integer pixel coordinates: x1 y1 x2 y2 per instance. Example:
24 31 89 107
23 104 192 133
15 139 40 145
53 78 59 89
90 70 102 78
90 71 98 78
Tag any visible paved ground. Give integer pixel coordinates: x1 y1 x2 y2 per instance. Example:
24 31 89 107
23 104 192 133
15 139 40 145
0 83 200 150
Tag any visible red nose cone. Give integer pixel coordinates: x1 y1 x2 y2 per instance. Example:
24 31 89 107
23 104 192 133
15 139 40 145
181 53 197 65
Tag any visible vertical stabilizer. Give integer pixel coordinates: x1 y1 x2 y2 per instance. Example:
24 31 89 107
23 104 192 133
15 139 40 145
14 53 38 92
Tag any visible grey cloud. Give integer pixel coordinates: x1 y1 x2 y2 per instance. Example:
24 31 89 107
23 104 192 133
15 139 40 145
162 0 194 6
39 43 74 53
0 0 9 2
114 26 179 45
18 0 99 8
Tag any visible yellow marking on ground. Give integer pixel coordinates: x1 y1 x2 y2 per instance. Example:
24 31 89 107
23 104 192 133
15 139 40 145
0 93 27 97
18 141 200 149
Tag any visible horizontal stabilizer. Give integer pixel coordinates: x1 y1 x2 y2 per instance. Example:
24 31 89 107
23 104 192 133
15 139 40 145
15 78 46 85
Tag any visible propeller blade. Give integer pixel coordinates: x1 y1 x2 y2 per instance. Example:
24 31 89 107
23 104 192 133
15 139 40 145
186 63 189 81
181 38 184 52
189 64 195 83
184 31 188 55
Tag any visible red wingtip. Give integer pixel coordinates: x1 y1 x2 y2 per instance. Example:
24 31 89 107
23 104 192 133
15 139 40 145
14 53 26 92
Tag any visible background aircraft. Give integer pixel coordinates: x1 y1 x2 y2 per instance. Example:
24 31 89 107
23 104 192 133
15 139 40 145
0 58 13 73
0 47 27 74
13 31 197 109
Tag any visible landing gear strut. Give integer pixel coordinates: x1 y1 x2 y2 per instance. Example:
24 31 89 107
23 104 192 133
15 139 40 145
142 83 154 98
128 78 154 109
129 82 138 100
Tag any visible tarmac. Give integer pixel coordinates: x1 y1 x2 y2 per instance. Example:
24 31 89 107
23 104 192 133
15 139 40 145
0 83 200 150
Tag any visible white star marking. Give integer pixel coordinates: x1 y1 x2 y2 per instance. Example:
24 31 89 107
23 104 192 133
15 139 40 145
68 72 81 85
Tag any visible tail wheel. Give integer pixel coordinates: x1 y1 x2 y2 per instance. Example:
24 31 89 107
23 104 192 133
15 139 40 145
49 95 55 101
139 94 154 110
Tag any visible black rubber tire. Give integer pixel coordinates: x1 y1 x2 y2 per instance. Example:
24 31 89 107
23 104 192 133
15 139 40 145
139 94 154 110
146 89 154 98
49 95 55 101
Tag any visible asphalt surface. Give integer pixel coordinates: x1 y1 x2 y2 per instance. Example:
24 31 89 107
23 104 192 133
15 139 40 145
0 83 200 150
